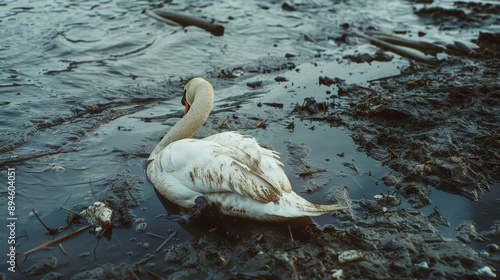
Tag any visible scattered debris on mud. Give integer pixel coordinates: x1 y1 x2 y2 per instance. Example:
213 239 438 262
156 192 496 279
292 54 499 206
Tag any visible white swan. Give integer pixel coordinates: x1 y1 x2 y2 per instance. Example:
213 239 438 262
146 77 344 221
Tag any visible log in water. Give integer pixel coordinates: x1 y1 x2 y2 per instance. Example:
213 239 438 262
145 9 224 37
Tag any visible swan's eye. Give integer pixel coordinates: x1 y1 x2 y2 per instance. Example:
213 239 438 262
181 90 187 106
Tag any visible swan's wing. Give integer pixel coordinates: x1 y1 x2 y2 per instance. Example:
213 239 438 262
204 131 292 193
147 136 291 204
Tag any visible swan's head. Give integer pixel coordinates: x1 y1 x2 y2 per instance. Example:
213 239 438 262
182 77 212 116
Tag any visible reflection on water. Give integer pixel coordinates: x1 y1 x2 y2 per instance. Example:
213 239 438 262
1 0 499 276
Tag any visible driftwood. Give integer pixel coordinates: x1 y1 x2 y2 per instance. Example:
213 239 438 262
18 224 93 256
145 9 224 37
350 31 439 66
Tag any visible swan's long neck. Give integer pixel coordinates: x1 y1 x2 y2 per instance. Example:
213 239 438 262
150 82 214 159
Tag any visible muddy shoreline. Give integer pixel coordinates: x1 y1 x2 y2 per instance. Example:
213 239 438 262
19 48 498 280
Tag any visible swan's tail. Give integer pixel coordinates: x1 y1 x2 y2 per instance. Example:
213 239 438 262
205 191 344 221
283 192 345 217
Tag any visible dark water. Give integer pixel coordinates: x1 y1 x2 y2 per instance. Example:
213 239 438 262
1 0 499 277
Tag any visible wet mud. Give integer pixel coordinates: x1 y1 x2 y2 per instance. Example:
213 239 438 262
299 59 499 206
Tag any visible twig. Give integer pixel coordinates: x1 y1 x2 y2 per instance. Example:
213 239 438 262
387 147 399 158
256 234 264 243
93 235 101 262
18 224 92 255
58 243 68 255
350 31 438 66
61 194 72 208
98 227 108 239
215 118 231 129
32 209 57 234
256 119 268 128
288 225 295 244
146 232 165 239
157 230 177 252
143 9 179 27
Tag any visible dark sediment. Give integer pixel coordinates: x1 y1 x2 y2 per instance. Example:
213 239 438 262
293 58 499 205
154 194 493 279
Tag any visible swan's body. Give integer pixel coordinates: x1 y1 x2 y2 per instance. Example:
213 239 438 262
146 77 343 221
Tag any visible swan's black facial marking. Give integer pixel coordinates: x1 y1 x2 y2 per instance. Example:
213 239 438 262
181 89 187 106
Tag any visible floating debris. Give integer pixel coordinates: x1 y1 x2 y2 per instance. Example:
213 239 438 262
146 232 165 239
144 9 224 37
157 230 177 252
319 76 344 87
79 202 113 230
299 170 326 178
349 31 439 65
477 266 496 278
262 102 283 108
215 118 231 129
19 225 93 256
21 201 113 256
58 243 68 256
275 76 288 82
343 50 393 64
338 250 364 264
79 252 91 258
256 119 268 128
247 81 263 88
135 222 147 232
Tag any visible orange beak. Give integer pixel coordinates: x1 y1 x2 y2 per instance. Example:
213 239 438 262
181 90 190 116
183 102 190 116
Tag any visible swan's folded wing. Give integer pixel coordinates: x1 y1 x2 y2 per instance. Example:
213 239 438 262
149 138 289 203
204 131 292 193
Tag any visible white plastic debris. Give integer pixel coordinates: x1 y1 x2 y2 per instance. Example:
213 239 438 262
415 262 429 269
80 202 113 229
338 250 363 264
331 269 344 280
51 165 66 172
477 266 496 278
